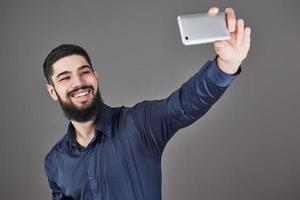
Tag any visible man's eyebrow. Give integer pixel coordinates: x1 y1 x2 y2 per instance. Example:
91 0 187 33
78 65 92 71
56 65 92 79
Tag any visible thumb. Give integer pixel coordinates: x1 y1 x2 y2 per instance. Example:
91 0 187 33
213 41 224 48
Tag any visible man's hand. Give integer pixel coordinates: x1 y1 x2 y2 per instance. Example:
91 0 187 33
208 7 251 75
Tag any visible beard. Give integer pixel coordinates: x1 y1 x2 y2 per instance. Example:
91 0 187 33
55 86 104 123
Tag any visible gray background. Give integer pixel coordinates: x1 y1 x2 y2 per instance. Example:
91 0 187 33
0 0 299 199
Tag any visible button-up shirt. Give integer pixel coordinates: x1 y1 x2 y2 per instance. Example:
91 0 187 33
44 58 240 200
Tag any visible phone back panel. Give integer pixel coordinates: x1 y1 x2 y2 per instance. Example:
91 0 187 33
177 12 230 45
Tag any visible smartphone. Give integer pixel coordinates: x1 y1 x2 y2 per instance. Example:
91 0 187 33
177 12 230 45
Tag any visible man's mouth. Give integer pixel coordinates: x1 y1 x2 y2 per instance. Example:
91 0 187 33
69 88 93 104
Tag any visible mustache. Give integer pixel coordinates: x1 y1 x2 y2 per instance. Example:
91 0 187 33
68 85 94 97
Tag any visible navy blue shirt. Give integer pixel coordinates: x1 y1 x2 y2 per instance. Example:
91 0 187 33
44 58 240 200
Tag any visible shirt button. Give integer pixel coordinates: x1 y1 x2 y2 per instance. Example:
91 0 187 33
90 176 94 180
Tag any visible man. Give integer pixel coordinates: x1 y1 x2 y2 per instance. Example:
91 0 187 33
43 7 251 200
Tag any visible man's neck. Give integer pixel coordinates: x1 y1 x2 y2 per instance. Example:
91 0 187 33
71 116 97 147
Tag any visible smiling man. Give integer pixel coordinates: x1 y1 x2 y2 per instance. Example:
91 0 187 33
43 7 251 200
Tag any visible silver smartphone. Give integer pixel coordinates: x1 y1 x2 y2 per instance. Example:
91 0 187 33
177 12 230 45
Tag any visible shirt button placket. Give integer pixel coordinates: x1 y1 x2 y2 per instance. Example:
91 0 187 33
85 148 99 199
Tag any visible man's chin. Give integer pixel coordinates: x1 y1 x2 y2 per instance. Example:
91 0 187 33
72 100 91 108
57 90 103 122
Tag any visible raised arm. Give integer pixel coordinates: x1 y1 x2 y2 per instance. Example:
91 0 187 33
129 7 251 156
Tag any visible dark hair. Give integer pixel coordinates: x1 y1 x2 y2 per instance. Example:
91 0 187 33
43 44 93 84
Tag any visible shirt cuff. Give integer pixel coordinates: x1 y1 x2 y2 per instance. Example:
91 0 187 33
206 57 241 87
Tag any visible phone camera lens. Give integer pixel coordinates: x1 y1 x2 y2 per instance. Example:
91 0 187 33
185 36 189 40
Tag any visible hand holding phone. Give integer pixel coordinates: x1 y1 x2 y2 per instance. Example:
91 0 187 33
177 7 251 75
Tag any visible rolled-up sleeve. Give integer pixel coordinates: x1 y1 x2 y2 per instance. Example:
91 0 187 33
130 57 240 155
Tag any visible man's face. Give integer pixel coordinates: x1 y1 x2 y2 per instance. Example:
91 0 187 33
46 54 103 122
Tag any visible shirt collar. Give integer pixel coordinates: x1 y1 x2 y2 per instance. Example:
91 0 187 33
94 103 113 137
66 103 114 149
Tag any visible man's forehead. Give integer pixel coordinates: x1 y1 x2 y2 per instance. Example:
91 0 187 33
52 54 90 74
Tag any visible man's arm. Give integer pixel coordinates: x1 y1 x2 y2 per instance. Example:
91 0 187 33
129 7 251 155
129 57 239 155
44 156 65 200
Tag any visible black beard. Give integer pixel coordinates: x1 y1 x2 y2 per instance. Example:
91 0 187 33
56 87 104 123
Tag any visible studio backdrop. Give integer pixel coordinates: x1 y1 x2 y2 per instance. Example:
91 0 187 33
0 0 299 199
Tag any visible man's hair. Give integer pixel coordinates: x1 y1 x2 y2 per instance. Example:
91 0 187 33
43 44 93 85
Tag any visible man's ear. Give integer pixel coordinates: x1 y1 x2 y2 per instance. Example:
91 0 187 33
46 84 59 101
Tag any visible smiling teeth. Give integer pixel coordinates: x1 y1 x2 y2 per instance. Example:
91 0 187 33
76 92 88 97
73 90 89 98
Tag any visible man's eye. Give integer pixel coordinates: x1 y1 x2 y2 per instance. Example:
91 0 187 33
82 71 90 74
60 77 70 81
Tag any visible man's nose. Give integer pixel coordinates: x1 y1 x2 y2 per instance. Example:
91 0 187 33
71 74 84 88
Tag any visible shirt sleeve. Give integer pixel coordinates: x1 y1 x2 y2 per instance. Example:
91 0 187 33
129 57 241 156
44 155 65 200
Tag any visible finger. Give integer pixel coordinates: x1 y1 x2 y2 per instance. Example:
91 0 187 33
241 26 251 49
213 40 225 48
208 7 219 16
236 19 244 45
225 7 236 32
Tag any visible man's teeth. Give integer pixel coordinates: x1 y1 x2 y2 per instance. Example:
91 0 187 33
72 90 90 98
